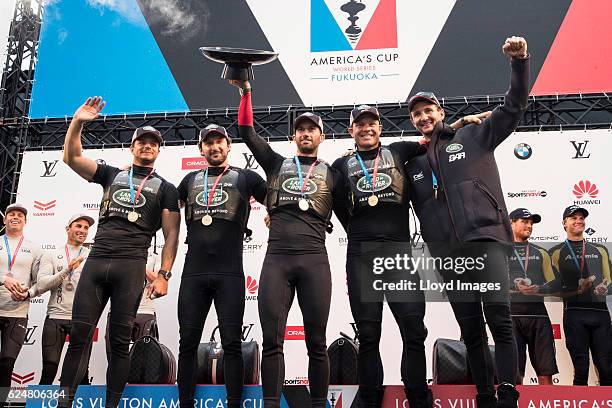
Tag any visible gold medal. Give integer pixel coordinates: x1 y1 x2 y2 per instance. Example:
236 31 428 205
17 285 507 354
298 198 309 211
65 282 74 291
127 211 139 222
202 214 213 226
368 195 379 207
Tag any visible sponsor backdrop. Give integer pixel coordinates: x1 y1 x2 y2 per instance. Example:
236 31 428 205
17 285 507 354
29 0 612 118
12 129 612 390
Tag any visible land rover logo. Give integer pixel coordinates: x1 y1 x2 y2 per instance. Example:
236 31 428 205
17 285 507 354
446 143 463 154
195 189 229 207
112 189 146 208
356 174 392 193
282 178 317 195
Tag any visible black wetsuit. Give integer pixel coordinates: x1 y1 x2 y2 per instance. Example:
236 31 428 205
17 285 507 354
59 164 179 408
176 166 266 408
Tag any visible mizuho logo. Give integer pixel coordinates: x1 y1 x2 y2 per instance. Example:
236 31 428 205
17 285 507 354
356 174 392 193
282 178 317 195
112 189 146 208
445 143 463 154
195 189 228 207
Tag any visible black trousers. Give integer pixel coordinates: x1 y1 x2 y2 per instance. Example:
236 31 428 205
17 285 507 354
258 253 332 408
59 257 145 408
177 273 245 408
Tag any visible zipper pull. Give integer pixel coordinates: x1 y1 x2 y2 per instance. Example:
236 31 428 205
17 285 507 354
433 186 438 200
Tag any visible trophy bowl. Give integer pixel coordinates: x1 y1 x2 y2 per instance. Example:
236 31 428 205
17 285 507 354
199 47 279 80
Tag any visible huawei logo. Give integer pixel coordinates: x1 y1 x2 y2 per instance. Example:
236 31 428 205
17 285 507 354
572 180 598 199
246 276 259 294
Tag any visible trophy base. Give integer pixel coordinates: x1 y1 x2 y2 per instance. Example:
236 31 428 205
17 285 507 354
221 63 255 80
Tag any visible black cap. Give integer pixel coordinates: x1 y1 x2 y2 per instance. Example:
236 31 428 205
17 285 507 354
509 208 541 223
563 205 589 219
294 112 323 132
131 126 163 145
408 91 441 112
350 105 380 125
198 124 231 146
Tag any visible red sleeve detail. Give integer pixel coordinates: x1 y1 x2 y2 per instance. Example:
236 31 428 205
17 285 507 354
238 93 253 126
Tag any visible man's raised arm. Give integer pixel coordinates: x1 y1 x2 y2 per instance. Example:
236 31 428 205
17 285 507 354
63 97 105 181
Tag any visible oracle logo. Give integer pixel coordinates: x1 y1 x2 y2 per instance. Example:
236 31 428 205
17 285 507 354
182 157 207 170
572 180 598 199
285 326 305 340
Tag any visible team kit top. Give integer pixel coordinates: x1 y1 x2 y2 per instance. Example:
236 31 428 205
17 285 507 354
0 235 50 318
36 244 91 320
508 242 556 317
332 143 423 257
178 166 266 276
92 163 180 260
238 93 347 255
550 240 612 312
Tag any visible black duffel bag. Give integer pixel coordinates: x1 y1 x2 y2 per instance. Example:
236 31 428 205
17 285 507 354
197 326 260 384
432 338 497 385
328 325 359 385
128 335 177 384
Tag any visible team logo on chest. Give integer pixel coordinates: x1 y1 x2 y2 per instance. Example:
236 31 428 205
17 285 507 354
356 174 392 192
112 189 146 208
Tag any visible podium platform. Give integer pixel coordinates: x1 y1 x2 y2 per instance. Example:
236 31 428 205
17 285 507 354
18 384 612 408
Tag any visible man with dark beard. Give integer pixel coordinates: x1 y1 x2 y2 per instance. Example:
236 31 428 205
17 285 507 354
59 97 180 408
229 80 348 408
176 124 267 408
404 36 529 408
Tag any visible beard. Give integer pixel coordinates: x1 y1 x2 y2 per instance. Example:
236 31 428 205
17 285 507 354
206 152 227 166
297 144 316 155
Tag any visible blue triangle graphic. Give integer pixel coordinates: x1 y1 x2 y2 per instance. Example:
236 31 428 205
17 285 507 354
311 0 352 52
29 0 188 118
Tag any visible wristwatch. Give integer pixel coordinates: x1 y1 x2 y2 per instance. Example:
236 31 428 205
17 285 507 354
158 269 172 280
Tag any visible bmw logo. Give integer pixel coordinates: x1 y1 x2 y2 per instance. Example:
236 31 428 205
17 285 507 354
514 143 532 160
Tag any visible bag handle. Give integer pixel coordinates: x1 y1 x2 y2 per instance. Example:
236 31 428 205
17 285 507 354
209 325 219 342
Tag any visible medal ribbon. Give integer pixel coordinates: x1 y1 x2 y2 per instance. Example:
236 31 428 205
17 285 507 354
64 244 83 282
128 166 155 210
355 148 381 196
4 235 24 273
513 243 530 277
203 167 229 211
293 157 319 198
564 239 586 276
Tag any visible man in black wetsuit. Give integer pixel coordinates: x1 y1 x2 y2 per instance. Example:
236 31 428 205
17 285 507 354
331 105 480 407
508 208 558 385
176 124 267 408
550 205 612 386
60 97 180 408
229 80 347 408
404 36 529 408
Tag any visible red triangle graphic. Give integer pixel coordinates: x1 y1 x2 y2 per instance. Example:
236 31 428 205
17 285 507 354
532 0 612 94
355 0 397 50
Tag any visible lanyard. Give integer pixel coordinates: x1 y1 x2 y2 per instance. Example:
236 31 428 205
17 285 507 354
128 167 155 209
293 157 319 197
513 244 530 277
203 167 229 210
64 244 83 264
3 235 24 273
355 148 381 195
431 171 438 199
564 239 586 275
64 244 83 281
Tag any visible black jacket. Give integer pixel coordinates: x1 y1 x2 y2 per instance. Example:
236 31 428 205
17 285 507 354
405 57 529 243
